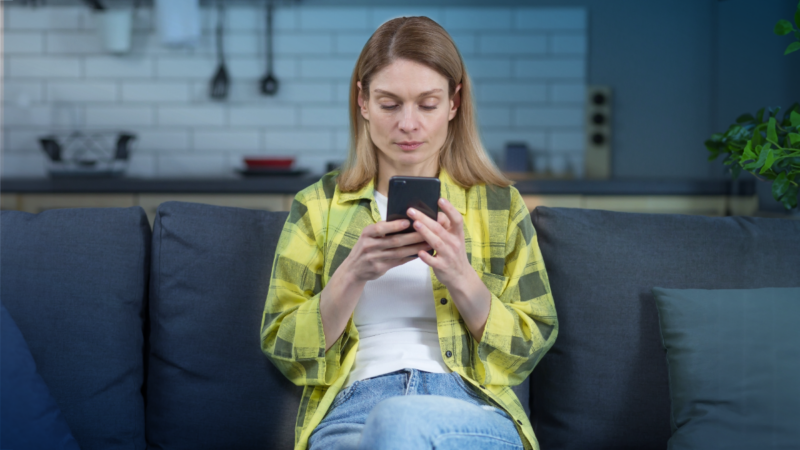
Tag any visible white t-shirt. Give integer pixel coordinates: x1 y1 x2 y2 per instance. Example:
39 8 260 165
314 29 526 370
343 191 450 387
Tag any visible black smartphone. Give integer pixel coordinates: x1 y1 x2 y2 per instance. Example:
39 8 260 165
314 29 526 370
386 176 441 247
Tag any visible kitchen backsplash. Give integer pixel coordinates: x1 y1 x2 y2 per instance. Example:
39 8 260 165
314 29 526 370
2 5 587 178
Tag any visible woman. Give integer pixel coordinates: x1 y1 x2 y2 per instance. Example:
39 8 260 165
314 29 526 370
261 16 557 450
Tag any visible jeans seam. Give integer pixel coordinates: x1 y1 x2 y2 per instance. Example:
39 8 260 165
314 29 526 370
431 432 523 449
452 373 484 402
331 381 359 409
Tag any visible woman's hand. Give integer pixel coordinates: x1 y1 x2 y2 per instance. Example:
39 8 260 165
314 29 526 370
407 198 472 288
321 219 431 351
343 219 432 283
408 198 491 342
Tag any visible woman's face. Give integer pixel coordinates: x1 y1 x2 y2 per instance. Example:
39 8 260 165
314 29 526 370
358 59 461 178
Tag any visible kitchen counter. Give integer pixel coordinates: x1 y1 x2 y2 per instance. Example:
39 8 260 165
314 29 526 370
0 176 755 196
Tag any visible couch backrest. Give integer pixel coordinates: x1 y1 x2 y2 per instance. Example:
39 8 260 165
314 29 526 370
145 201 302 450
530 207 800 450
145 201 534 450
0 207 151 450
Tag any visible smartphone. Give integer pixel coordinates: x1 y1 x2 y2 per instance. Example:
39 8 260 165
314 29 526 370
386 176 441 245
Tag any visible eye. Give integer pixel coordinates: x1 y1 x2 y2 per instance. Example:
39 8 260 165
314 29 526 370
420 105 437 111
380 104 398 110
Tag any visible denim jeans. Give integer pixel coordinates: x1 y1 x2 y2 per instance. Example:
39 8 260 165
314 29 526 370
308 369 523 450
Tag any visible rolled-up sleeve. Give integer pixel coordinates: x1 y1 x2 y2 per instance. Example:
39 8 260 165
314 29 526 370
471 190 558 387
260 192 350 386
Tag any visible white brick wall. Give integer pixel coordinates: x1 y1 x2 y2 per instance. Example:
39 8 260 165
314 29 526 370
2 5 587 178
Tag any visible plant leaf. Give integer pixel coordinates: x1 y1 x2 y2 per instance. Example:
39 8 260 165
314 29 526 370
754 144 771 170
756 108 765 124
779 183 799 210
789 133 800 146
772 172 790 199
768 117 779 143
786 41 800 55
775 19 794 35
796 9 800 29
753 128 764 147
791 110 800 128
736 113 755 124
742 141 756 160
761 149 776 174
752 128 764 147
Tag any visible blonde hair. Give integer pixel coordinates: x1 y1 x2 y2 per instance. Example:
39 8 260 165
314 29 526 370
337 16 511 192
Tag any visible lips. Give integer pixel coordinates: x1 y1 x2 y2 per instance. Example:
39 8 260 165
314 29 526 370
396 141 422 150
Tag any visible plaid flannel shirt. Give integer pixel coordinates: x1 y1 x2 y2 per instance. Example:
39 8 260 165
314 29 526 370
260 168 558 450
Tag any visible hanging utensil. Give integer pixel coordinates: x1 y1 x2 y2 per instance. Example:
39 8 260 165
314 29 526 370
209 1 229 100
260 0 279 96
83 0 106 11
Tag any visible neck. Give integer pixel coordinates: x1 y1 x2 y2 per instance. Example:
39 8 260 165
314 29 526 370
375 155 439 196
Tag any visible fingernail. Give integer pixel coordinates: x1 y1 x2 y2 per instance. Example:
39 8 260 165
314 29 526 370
407 209 416 216
402 220 410 227
414 221 421 229
439 198 445 205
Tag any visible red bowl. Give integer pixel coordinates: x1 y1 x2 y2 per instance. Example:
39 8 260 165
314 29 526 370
243 157 294 169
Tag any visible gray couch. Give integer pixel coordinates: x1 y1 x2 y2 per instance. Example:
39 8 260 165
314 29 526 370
2 201 798 450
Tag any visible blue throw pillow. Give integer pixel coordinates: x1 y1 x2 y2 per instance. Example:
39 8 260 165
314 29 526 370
1 303 80 450
652 287 800 450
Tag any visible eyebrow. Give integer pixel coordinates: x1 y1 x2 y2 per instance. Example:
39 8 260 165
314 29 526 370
373 88 443 99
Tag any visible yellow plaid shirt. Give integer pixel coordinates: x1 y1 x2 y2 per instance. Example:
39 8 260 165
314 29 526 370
260 168 558 450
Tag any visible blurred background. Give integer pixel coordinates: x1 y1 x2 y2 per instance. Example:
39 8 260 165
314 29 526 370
2 0 799 221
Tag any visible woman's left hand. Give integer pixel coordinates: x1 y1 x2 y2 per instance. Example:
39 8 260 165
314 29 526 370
407 198 471 289
409 197 492 341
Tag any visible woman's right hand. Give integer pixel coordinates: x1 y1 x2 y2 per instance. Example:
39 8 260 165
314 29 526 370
343 219 432 282
320 219 430 351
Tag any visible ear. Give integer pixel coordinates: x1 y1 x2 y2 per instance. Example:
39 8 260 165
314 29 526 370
448 83 462 121
357 81 369 121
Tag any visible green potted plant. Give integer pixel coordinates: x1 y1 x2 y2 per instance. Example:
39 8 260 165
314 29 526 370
705 1 800 210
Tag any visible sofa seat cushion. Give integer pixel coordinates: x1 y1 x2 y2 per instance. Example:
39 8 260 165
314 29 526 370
146 201 302 450
0 207 150 450
530 207 800 450
653 287 800 450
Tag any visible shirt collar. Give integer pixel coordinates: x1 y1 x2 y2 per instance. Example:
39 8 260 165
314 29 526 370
336 168 467 215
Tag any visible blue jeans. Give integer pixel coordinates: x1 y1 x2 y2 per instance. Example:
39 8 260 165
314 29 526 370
308 369 523 450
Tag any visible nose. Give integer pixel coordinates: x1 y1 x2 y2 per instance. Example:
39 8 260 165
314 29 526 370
398 104 419 132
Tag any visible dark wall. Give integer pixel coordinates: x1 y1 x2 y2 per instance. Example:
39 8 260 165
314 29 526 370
536 0 798 180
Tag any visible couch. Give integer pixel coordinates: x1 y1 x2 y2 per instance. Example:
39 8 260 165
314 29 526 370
2 201 799 450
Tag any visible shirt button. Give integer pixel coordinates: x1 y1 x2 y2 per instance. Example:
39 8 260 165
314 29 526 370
445 350 452 358
440 298 448 305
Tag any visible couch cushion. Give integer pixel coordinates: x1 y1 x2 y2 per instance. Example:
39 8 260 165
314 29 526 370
653 287 800 450
146 201 302 450
1 303 81 450
0 207 150 450
530 207 800 450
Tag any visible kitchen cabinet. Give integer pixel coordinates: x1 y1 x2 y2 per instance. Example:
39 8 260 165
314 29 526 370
6 193 293 226
4 193 758 223
522 194 758 216
0 194 20 211
0 178 760 223
18 194 137 213
137 194 292 225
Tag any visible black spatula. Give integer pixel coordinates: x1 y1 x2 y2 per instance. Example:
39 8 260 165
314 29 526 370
260 1 279 96
209 1 229 100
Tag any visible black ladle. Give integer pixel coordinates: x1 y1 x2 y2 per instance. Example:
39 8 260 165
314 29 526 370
209 2 229 100
260 1 279 96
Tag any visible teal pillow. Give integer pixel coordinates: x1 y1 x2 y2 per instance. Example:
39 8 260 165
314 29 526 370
1 304 80 450
652 287 800 450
